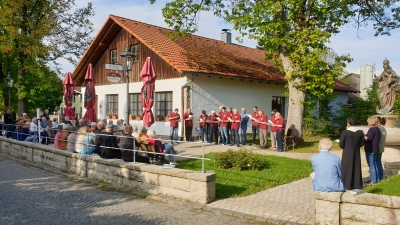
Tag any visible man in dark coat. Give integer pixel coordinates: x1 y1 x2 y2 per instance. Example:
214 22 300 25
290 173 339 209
97 124 121 159
339 118 365 190
118 125 149 163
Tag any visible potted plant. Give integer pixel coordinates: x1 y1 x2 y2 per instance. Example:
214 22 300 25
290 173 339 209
164 115 170 122
135 115 143 120
112 113 118 119
129 114 135 121
106 113 111 119
155 115 163 121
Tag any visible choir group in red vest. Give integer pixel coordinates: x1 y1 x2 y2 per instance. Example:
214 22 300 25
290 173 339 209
170 106 286 152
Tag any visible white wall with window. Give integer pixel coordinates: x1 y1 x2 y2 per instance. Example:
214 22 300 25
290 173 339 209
191 75 288 133
81 77 186 136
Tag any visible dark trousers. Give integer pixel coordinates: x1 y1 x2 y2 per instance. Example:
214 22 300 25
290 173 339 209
185 126 192 141
276 130 284 151
231 129 240 146
209 126 218 143
200 126 207 142
252 126 259 144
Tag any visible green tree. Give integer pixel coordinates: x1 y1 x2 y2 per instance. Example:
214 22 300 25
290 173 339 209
150 0 400 138
0 0 94 115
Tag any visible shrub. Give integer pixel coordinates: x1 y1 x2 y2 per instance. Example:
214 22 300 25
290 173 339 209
213 149 265 170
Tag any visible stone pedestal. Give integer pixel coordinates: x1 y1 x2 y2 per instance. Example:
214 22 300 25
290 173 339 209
380 114 399 128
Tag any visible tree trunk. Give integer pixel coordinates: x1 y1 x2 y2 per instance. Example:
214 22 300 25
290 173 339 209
280 53 306 139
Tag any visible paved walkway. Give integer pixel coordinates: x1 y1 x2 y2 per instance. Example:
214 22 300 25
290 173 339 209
29 141 400 224
0 155 266 225
174 142 400 224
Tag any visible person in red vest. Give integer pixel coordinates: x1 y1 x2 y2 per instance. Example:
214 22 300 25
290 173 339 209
273 112 285 152
258 110 268 148
229 108 241 147
198 110 208 142
208 110 220 144
219 107 230 145
169 108 180 143
227 107 233 144
250 106 260 145
183 108 193 142
270 109 278 150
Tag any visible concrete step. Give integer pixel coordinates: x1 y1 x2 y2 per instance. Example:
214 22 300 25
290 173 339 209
384 161 400 170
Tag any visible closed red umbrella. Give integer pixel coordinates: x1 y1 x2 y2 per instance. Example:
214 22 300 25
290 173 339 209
62 72 76 121
140 57 157 127
83 63 97 122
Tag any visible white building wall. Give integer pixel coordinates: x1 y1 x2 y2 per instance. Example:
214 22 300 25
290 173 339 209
81 77 187 137
191 76 288 133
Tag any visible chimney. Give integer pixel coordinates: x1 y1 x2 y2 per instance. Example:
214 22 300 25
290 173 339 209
221 29 231 44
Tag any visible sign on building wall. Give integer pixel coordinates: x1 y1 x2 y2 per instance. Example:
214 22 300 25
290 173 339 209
106 72 122 83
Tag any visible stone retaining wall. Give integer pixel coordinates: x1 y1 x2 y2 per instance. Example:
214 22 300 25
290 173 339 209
315 191 400 225
0 137 216 204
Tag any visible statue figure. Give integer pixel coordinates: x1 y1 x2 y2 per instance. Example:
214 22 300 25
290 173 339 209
374 59 399 114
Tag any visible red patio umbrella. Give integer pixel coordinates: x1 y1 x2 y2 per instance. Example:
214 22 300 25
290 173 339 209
140 57 157 127
83 63 97 122
62 72 76 121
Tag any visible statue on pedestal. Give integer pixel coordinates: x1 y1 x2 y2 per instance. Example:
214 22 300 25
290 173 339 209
375 59 399 114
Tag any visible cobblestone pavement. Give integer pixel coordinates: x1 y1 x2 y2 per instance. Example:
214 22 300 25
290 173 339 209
0 156 266 225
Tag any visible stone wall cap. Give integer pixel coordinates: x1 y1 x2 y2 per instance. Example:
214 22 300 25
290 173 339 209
314 191 344 202
341 192 400 208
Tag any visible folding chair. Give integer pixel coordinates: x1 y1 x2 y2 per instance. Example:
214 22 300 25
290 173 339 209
283 128 295 151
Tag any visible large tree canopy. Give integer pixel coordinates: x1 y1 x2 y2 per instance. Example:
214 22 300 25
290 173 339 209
0 0 94 115
150 0 400 138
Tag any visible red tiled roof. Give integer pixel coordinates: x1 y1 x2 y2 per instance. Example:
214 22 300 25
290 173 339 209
73 15 359 92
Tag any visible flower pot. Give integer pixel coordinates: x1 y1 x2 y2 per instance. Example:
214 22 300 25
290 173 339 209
135 116 142 120
112 116 118 119
165 116 170 122
129 116 134 121
106 116 111 119
155 115 163 121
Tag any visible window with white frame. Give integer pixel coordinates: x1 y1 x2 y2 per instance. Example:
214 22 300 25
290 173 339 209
155 92 172 118
106 94 118 114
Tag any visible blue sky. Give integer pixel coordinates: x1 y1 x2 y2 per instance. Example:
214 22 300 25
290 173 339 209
61 0 400 76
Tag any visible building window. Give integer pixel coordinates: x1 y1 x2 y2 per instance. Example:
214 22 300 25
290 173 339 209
130 44 139 61
155 92 172 118
106 94 118 114
272 96 285 117
129 93 142 116
110 49 118 64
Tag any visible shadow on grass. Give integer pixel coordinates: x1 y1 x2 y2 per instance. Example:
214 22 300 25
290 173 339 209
366 188 383 194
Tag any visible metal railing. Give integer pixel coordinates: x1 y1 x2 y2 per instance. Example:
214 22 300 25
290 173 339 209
0 123 211 173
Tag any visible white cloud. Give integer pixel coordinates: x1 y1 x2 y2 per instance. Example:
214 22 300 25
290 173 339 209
59 1 400 77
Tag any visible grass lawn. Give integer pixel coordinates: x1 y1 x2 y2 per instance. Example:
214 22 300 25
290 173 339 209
364 175 400 197
176 152 313 198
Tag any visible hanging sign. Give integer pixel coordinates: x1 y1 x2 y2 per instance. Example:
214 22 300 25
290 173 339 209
106 72 122 83
105 63 124 71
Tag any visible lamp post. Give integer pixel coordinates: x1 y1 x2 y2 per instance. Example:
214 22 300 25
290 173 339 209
120 47 136 125
5 72 14 108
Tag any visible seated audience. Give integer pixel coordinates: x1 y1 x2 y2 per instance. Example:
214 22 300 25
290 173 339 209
52 118 59 128
81 122 99 155
77 119 86 129
45 121 55 139
54 124 63 149
96 121 104 134
311 138 346 192
20 122 30 141
39 117 48 144
147 130 178 165
59 124 70 150
67 126 78 153
119 119 125 131
118 125 149 163
96 124 121 159
21 113 31 123
131 125 139 138
75 126 89 153
138 127 148 140
63 116 73 126
29 118 38 134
